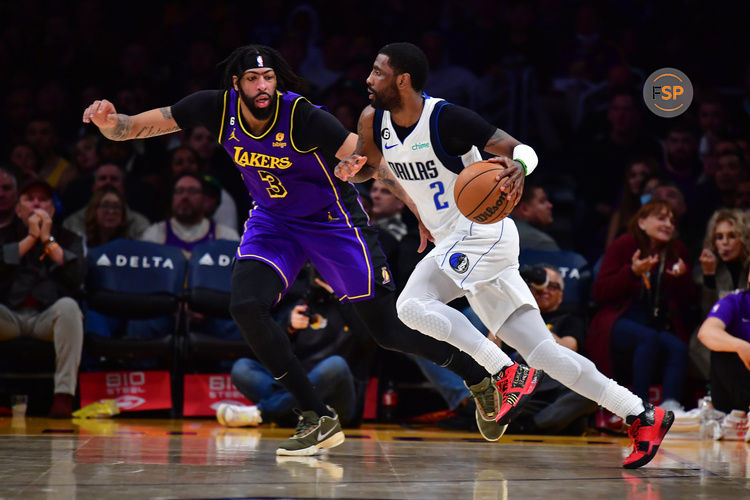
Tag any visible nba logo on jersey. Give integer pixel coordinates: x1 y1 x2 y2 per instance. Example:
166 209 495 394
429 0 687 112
449 253 469 273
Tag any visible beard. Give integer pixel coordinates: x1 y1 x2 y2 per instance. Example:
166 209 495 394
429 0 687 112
239 88 277 120
369 84 401 111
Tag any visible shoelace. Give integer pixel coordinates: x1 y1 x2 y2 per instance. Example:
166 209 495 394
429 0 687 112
292 410 317 438
474 384 497 416
628 419 642 452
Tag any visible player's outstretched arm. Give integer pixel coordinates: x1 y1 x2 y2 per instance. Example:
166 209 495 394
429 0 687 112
82 99 181 141
334 106 383 182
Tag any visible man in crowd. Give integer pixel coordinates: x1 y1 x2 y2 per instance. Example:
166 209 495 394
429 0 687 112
0 178 85 417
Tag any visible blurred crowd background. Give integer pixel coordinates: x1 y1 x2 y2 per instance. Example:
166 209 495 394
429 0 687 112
2 0 750 424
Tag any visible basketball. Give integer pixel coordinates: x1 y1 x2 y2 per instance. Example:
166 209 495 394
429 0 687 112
454 161 514 224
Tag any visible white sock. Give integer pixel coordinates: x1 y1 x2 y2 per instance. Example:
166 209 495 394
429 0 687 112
598 380 645 419
471 336 513 375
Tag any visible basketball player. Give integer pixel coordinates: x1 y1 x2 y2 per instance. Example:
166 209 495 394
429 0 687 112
82 44 538 456
335 42 673 468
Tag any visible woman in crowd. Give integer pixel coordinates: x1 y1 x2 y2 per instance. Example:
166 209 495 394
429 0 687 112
84 186 130 247
697 209 750 316
605 157 659 248
588 200 696 411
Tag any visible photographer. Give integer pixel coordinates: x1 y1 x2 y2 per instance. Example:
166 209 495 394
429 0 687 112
215 265 373 428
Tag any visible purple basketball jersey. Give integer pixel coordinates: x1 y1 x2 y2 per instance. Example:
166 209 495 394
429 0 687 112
218 89 389 302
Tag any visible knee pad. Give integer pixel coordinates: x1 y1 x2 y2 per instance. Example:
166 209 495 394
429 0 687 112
525 339 582 387
396 297 451 342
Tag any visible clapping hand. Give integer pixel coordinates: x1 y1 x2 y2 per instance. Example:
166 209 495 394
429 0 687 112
631 249 659 277
699 249 717 275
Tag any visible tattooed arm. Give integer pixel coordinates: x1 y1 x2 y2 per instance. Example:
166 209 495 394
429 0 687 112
334 106 382 182
82 100 181 141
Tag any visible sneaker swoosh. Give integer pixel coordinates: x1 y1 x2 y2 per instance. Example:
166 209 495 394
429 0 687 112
317 425 336 441
384 144 397 149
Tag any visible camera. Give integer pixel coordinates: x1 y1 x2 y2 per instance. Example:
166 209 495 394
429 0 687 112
520 265 548 290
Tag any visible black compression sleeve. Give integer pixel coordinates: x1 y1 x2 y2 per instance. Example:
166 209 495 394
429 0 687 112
436 104 496 156
171 90 224 138
291 100 350 157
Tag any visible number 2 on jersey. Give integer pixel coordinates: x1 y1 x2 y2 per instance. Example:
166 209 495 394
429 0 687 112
258 170 287 198
430 181 449 210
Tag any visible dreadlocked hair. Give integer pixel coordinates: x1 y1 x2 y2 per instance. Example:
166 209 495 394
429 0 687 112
218 44 300 92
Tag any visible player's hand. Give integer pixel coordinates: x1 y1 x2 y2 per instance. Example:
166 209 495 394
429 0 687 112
290 304 311 330
82 99 119 131
487 156 525 195
35 209 53 242
699 248 717 275
334 155 368 181
417 219 434 253
666 258 687 277
631 249 659 277
27 213 42 239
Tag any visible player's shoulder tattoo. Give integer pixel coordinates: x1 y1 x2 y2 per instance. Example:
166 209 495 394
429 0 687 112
485 128 510 149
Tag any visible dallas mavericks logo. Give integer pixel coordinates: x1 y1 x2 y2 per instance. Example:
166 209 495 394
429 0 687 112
449 253 469 273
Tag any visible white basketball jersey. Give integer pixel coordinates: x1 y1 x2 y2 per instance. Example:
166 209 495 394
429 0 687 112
374 96 482 242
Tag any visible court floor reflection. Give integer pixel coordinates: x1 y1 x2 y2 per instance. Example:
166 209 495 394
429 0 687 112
0 417 746 499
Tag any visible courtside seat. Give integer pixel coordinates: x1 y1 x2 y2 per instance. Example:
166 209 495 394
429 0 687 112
519 248 592 314
83 239 187 364
183 240 252 367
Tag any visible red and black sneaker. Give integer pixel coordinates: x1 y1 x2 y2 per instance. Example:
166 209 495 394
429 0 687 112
494 363 541 425
622 403 674 469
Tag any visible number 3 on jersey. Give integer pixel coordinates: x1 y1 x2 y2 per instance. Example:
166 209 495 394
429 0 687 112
430 181 449 210
258 170 287 198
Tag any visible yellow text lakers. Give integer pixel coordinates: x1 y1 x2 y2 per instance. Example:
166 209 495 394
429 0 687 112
233 147 291 169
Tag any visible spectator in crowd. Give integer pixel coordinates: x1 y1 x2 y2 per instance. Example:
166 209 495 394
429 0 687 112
588 200 696 411
24 118 73 191
161 146 238 230
368 179 422 291
0 167 18 229
216 269 368 428
82 186 130 248
690 209 750 381
8 142 40 183
63 163 150 239
735 180 750 210
512 183 559 250
697 267 750 414
140 173 239 254
713 150 750 209
0 178 85 417
661 122 702 209
606 157 659 248
697 209 750 316
697 96 731 160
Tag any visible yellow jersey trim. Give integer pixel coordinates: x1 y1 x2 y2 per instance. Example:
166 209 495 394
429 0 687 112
290 96 318 154
218 91 229 144
237 90 281 140
313 151 372 300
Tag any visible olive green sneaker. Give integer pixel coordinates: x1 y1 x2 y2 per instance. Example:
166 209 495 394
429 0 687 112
467 376 508 442
276 406 345 456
